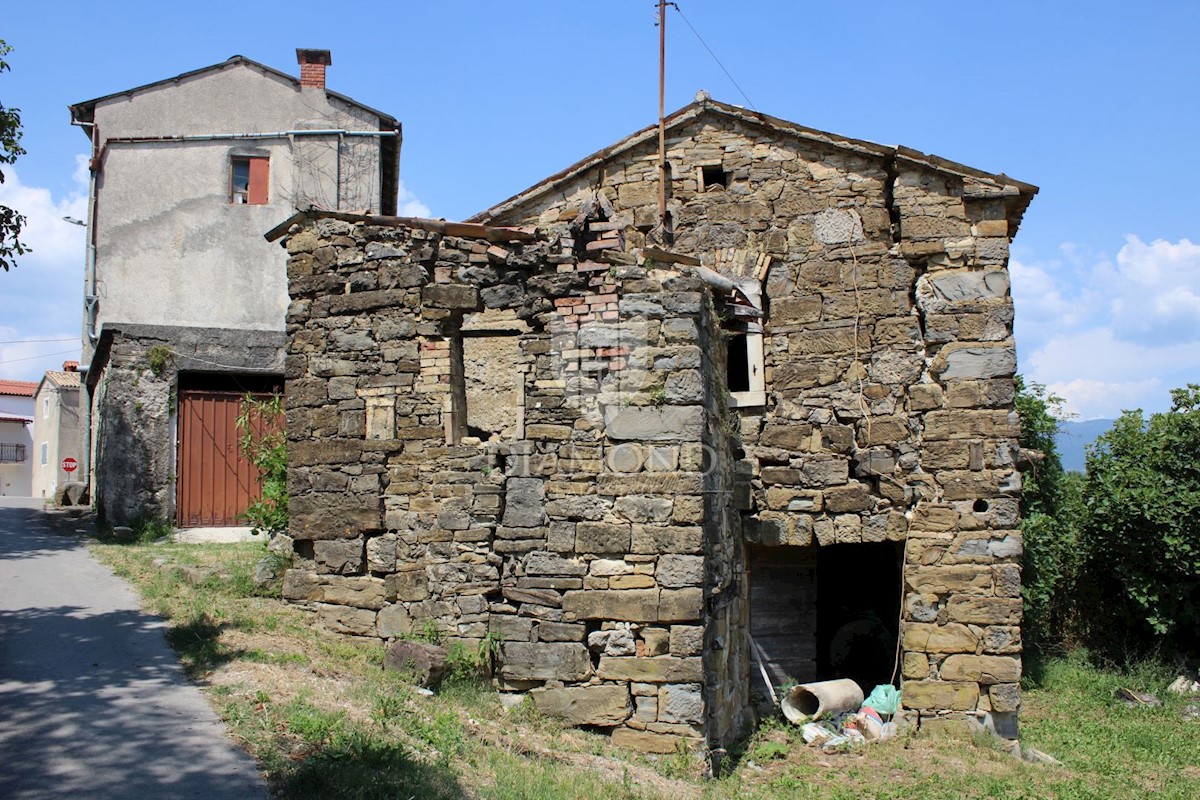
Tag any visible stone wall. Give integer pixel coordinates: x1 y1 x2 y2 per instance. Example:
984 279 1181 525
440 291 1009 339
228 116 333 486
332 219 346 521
477 104 1029 734
283 216 750 751
89 324 284 526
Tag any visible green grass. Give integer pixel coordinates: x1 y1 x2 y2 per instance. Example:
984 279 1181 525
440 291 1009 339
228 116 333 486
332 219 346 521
90 539 1200 800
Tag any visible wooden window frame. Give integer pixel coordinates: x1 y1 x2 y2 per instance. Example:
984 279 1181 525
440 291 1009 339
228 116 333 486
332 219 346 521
230 156 269 205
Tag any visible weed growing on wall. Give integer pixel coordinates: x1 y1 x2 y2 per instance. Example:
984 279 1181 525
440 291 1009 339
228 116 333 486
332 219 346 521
237 393 287 536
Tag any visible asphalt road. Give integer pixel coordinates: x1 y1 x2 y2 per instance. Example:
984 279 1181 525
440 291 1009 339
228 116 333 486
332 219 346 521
0 498 266 799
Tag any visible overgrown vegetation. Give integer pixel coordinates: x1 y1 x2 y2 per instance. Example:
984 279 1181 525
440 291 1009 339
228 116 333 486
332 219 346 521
1078 385 1200 656
1015 377 1083 661
1 39 29 272
88 538 1200 800
236 393 288 536
1017 378 1200 664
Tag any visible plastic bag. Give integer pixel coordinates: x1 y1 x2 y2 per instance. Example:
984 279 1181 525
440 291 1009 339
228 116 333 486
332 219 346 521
863 684 901 718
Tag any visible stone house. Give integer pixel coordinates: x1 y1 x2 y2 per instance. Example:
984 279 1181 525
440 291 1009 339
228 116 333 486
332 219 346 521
31 362 83 500
277 95 1036 753
67 50 399 527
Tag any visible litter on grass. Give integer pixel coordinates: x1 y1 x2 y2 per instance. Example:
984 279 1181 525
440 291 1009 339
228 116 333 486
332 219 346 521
785 680 899 751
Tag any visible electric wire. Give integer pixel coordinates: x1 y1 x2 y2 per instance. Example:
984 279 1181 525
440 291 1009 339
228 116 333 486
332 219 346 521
672 4 757 111
0 348 81 366
0 337 78 345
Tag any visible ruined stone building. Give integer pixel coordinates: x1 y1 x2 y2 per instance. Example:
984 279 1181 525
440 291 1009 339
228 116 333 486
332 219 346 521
68 50 399 527
278 95 1036 752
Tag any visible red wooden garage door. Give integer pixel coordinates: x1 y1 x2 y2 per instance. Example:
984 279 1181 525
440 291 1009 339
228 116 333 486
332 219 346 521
176 390 269 527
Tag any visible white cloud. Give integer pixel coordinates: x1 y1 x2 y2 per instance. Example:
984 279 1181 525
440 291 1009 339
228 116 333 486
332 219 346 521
1013 235 1200 419
397 180 431 218
1043 377 1164 421
0 159 87 381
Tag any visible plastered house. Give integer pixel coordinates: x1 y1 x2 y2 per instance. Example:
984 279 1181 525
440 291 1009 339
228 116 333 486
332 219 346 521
67 50 399 527
277 95 1036 752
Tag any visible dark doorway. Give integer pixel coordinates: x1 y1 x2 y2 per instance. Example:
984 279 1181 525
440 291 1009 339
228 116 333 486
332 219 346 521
815 541 903 690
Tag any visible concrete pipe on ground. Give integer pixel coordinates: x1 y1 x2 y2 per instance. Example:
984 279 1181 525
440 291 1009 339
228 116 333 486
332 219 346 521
781 679 864 724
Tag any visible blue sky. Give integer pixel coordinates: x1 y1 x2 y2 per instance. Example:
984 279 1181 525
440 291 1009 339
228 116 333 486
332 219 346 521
2 1 1197 420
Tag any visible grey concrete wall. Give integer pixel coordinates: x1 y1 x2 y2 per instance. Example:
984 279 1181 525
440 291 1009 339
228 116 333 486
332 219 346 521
91 324 285 527
86 62 390 363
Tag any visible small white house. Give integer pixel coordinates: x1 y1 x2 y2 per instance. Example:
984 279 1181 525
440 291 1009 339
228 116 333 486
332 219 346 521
0 380 37 497
32 363 83 500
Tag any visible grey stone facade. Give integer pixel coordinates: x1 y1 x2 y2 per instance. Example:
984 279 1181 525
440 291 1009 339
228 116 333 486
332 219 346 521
88 325 284 525
279 96 1036 752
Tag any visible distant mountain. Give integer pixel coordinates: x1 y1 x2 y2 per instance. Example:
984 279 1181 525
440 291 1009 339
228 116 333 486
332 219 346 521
1054 419 1116 473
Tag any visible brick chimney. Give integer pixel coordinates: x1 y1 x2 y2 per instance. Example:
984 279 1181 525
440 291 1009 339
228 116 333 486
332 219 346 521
296 49 332 89
62 360 79 372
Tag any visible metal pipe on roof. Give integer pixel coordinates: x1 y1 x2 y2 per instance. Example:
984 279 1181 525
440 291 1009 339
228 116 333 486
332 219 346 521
101 129 398 145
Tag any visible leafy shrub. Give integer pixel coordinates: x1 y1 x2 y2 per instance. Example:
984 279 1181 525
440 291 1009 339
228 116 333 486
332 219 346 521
1015 377 1082 658
236 394 287 536
1080 385 1200 656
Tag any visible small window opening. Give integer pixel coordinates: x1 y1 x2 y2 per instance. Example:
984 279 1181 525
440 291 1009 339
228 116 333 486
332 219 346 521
702 165 729 189
231 156 269 205
973 499 990 513
727 334 750 393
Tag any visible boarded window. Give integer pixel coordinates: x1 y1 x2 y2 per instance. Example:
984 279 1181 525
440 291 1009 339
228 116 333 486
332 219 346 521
231 156 269 205
462 334 523 441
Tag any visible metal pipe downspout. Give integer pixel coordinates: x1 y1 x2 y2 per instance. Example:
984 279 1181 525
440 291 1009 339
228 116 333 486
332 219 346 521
101 129 398 145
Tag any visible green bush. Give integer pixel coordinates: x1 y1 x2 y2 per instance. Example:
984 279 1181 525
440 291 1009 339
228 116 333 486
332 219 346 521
1080 385 1200 656
236 394 287 536
1015 377 1082 658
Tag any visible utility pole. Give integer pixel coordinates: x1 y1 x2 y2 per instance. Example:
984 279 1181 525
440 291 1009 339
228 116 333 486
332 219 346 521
658 0 668 226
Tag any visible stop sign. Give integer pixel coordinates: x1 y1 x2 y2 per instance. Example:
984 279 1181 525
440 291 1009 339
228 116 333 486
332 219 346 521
61 457 78 473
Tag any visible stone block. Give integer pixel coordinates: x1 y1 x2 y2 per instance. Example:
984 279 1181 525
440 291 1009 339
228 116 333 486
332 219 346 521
905 565 993 596
989 683 1020 713
376 603 414 638
605 406 705 442
500 642 592 681
900 680 979 711
641 627 670 656
562 589 659 622
656 555 704 588
903 652 930 679
759 423 814 451
488 614 534 642
321 575 388 609
902 622 979 654
290 493 380 540
611 727 687 754
314 539 364 575
614 496 673 523
939 655 1021 685
631 525 703 555
316 603 378 636
282 569 321 601
947 596 1022 625
576 522 631 554
537 622 586 642
503 477 546 528
658 589 703 622
386 569 429 602
597 656 703 683
823 482 872 513
525 551 588 577
422 283 479 309
531 685 632 727
383 640 448 687
660 683 705 725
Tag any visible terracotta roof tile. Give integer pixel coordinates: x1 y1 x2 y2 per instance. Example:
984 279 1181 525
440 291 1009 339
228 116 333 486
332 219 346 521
0 380 37 397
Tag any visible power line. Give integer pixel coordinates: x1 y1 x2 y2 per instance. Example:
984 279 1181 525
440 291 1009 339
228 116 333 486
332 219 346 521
0 337 79 345
672 4 757 111
0 348 80 366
